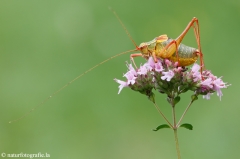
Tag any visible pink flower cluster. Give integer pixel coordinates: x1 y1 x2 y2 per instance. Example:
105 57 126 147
115 57 229 100
189 64 229 100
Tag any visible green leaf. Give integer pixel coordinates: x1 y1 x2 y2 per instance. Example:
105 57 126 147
153 124 171 131
174 96 180 105
180 123 193 130
191 94 198 102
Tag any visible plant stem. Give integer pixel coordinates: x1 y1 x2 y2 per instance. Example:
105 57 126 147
171 98 181 159
172 104 176 127
153 102 173 129
176 99 195 127
174 129 181 159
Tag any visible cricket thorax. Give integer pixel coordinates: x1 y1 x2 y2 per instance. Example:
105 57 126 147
139 38 157 56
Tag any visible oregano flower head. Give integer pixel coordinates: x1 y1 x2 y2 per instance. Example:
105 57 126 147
114 57 229 102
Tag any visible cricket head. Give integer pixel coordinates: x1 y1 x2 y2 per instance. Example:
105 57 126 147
137 35 169 59
138 42 149 59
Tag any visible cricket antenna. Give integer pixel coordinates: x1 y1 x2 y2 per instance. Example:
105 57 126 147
9 49 137 123
109 7 139 49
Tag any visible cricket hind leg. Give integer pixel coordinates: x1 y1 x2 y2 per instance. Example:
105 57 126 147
175 17 205 76
192 20 205 77
156 39 180 66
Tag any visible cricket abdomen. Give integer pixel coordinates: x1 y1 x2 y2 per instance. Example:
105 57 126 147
163 38 198 66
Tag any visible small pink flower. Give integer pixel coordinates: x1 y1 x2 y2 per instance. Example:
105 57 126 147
124 71 137 85
126 63 137 76
137 63 152 75
155 61 164 72
165 59 172 67
145 63 153 71
114 79 128 94
212 77 227 100
147 57 155 68
201 78 213 89
146 57 164 72
191 63 200 72
174 66 183 73
137 65 148 75
161 70 174 81
174 62 179 67
213 77 226 89
191 64 201 82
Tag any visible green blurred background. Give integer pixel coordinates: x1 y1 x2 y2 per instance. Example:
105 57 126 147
0 0 239 158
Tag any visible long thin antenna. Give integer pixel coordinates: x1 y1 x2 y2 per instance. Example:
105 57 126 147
9 49 137 123
109 7 139 49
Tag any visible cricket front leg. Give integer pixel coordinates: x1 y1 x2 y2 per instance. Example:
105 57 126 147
130 53 142 69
